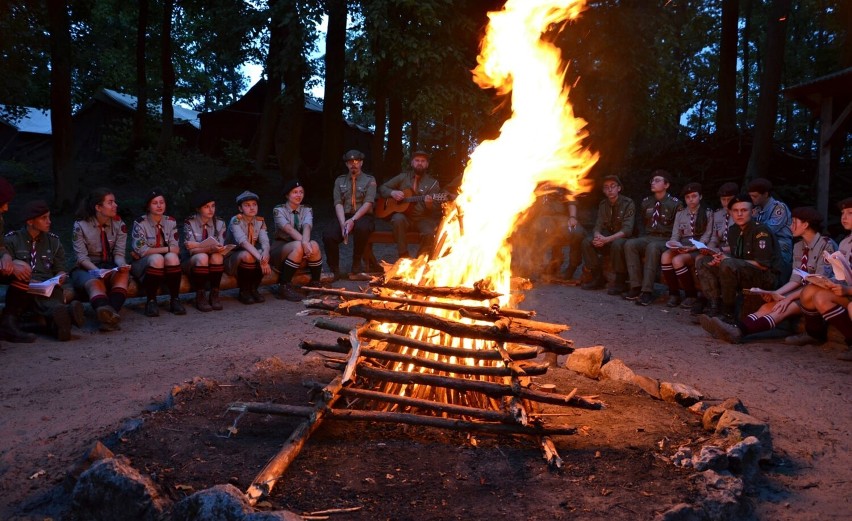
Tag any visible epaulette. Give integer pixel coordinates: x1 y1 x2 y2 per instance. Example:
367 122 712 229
231 215 242 223
166 215 176 222
668 194 681 202
112 215 122 221
48 232 60 239
302 205 312 209
256 216 265 221
134 215 145 223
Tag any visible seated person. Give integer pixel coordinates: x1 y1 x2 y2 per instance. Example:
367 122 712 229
659 182 712 307
695 194 783 326
785 197 852 353
3 200 85 341
581 175 635 291
378 150 442 259
271 179 324 301
700 206 836 343
748 178 792 280
71 188 130 331
322 149 376 277
181 192 228 312
623 170 683 305
0 177 36 343
225 191 271 305
690 182 738 315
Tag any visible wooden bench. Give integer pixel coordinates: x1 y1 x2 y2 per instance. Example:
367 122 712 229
362 231 423 270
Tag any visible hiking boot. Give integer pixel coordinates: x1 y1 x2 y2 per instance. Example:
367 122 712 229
96 305 121 329
637 292 654 306
145 299 160 317
68 301 86 327
705 298 722 317
250 287 265 303
52 306 73 342
209 288 223 311
238 290 255 305
666 295 682 307
784 332 822 346
701 315 743 344
277 283 303 302
581 277 605 290
0 312 36 343
622 287 642 300
169 298 187 315
195 290 212 312
690 297 707 315
680 297 698 310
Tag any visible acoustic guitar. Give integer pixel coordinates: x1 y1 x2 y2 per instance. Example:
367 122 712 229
374 189 451 219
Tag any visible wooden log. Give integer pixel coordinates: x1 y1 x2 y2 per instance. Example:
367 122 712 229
244 376 343 505
372 279 503 300
302 286 534 318
458 308 569 334
299 340 549 377
233 401 578 436
338 305 575 354
338 387 516 423
330 363 603 410
313 318 540 360
541 436 564 469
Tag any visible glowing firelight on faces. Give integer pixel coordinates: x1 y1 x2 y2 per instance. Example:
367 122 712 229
389 0 597 305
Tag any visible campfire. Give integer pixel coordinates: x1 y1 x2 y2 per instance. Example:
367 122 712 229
231 0 600 505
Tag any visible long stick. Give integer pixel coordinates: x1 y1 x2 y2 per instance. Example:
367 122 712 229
338 387 515 422
244 377 343 505
372 279 503 300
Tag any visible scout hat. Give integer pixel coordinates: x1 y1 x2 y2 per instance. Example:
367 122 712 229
281 179 302 198
144 188 165 210
681 182 702 197
0 177 15 205
792 206 823 231
747 178 773 194
191 191 215 210
717 182 739 197
651 169 672 184
342 149 365 162
838 197 852 211
602 175 622 188
23 200 50 221
727 193 752 209
236 190 259 205
412 150 431 160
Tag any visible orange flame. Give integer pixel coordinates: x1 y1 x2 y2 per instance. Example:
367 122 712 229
389 0 597 303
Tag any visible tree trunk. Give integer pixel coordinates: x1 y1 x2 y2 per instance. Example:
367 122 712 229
274 0 307 182
739 0 752 131
385 94 403 180
131 0 148 153
717 0 738 136
318 0 347 186
745 0 791 183
46 0 76 210
156 0 175 155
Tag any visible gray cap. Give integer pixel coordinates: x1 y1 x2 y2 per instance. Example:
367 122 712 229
342 149 365 162
236 190 259 205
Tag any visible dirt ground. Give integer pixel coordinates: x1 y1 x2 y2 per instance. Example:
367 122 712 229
0 275 850 520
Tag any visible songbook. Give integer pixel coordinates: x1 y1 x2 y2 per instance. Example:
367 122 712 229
743 287 784 301
824 251 852 283
27 274 64 297
793 268 834 289
95 265 130 278
197 237 236 256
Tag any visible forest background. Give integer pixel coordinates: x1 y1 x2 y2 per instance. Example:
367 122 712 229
0 0 850 232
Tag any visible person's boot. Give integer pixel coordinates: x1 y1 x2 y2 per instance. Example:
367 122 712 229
607 273 627 295
705 298 722 317
250 285 265 303
169 298 187 315
195 290 212 312
277 283 303 302
562 264 581 285
0 312 36 343
51 306 73 342
581 268 604 290
96 305 121 332
68 301 86 328
209 288 223 311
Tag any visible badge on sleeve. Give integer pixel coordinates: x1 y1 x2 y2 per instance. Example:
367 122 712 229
758 239 766 249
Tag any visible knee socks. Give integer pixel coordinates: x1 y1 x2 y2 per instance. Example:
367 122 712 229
238 261 255 292
165 265 182 299
90 294 109 311
801 307 827 340
824 305 852 341
108 287 127 311
279 259 300 285
144 267 164 302
676 266 697 297
209 263 224 290
661 263 679 293
740 313 775 335
190 266 209 291
308 258 323 283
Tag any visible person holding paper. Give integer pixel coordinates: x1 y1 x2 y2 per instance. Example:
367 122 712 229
787 197 852 354
3 200 85 341
181 192 228 312
131 189 185 317
659 182 713 308
690 183 739 315
70 188 130 331
225 190 271 304
700 206 835 343
270 179 324 302
0 177 37 343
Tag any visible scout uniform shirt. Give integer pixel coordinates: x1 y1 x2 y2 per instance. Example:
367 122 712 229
707 208 732 252
670 206 713 244
379 172 441 220
333 172 377 216
72 215 128 267
227 214 269 255
593 194 635 237
789 233 836 283
272 203 313 242
4 227 65 283
639 193 681 238
181 214 226 259
727 221 779 271
753 196 792 262
131 215 180 259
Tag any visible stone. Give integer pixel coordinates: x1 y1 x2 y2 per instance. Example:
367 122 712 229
599 358 635 382
660 382 703 407
631 374 661 400
701 398 748 431
671 446 693 468
726 436 762 486
688 401 711 416
715 411 772 460
170 484 251 521
244 511 304 521
564 345 610 379
71 456 171 521
693 470 748 520
692 446 728 472
66 440 115 487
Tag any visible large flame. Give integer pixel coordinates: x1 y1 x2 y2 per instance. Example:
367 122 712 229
389 0 597 301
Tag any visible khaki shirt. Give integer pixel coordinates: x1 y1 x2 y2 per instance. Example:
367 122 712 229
131 215 180 259
593 195 635 237
670 206 713 244
333 172 377 215
227 214 269 254
181 214 226 256
4 228 65 282
379 171 441 220
639 193 682 238
707 208 731 252
790 233 836 283
72 216 128 267
272 204 313 241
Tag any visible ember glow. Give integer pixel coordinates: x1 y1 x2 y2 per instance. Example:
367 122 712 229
387 0 597 301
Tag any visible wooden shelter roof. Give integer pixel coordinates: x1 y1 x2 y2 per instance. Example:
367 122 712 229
784 66 852 115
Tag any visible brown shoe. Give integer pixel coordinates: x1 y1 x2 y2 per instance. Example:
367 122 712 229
195 290 212 312
277 283 303 302
209 288 223 311
96 305 121 329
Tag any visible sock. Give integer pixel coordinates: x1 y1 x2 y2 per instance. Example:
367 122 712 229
108 287 127 311
676 266 697 297
209 263 224 290
165 265 182 299
191 266 209 291
661 264 678 292
90 295 109 310
238 262 255 292
308 259 323 283
253 266 264 289
824 305 852 341
801 307 827 340
144 267 164 302
740 313 775 335
279 259 299 285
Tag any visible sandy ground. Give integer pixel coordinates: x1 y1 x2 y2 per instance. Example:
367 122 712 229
0 276 849 520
